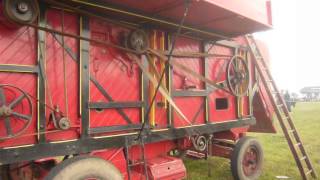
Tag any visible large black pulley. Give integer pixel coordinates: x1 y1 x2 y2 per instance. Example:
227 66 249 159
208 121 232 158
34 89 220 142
125 29 149 54
2 0 39 25
227 55 250 97
0 84 33 140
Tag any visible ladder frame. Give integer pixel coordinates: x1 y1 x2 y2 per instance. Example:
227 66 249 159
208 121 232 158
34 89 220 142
245 35 317 180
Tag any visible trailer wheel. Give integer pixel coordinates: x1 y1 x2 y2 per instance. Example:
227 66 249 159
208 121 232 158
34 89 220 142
231 137 263 180
45 156 123 180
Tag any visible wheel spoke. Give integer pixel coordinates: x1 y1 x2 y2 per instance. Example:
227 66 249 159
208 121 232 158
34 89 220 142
232 60 237 70
11 112 31 121
0 88 6 105
4 117 13 136
9 94 25 109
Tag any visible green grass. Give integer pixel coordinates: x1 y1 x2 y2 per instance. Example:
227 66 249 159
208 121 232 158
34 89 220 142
185 102 320 179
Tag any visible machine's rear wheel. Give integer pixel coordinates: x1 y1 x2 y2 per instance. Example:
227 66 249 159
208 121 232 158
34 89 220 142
231 136 263 180
45 156 123 180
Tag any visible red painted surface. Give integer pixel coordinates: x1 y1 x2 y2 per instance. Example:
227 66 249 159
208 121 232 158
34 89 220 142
0 1 275 179
89 18 141 129
96 0 272 36
147 156 186 180
45 9 80 142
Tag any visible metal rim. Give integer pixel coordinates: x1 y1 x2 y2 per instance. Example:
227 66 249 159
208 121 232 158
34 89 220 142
0 84 33 140
2 0 39 24
227 55 250 97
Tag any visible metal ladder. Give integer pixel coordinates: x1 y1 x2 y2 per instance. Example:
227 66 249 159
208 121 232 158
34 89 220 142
124 136 149 180
245 34 317 180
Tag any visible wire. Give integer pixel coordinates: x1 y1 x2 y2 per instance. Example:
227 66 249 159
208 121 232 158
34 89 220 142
137 0 191 139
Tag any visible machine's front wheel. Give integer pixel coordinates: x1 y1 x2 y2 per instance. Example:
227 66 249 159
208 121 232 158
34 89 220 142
45 155 123 180
231 136 264 180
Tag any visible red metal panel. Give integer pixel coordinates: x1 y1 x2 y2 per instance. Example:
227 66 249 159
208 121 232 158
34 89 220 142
0 73 37 147
172 37 205 127
89 18 141 128
45 9 80 141
207 45 237 122
0 26 36 65
147 156 186 180
0 22 37 147
98 0 272 36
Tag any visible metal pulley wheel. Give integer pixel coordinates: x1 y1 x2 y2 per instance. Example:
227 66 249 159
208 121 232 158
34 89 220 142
125 29 149 54
227 55 250 97
58 117 70 130
2 0 39 24
0 84 33 140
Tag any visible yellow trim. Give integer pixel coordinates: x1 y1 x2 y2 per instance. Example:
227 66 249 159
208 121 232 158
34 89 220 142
0 70 34 73
49 139 77 144
79 16 83 116
93 132 138 139
3 144 35 150
167 34 172 126
160 32 167 108
205 97 209 122
141 62 145 123
149 30 157 127
151 128 169 132
0 63 35 67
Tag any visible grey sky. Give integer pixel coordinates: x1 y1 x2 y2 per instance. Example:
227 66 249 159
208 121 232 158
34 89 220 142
255 0 320 93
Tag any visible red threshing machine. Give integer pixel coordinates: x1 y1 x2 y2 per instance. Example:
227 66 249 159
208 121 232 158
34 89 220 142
0 0 317 180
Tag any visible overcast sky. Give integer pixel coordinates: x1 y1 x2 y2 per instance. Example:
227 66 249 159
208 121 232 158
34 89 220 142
255 0 320 93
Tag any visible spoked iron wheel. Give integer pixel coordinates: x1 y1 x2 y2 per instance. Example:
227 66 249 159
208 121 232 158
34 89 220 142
231 137 263 180
227 55 250 97
0 84 33 140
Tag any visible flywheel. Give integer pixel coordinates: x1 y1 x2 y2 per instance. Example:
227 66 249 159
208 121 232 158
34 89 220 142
2 0 39 25
226 55 250 97
0 84 33 140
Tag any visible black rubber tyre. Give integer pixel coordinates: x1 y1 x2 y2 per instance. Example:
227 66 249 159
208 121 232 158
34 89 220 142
0 165 10 180
45 155 123 180
231 137 264 180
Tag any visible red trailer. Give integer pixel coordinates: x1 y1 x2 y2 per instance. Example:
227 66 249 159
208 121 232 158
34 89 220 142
0 0 316 180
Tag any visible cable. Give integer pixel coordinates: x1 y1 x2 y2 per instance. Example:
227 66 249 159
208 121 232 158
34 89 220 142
137 0 191 139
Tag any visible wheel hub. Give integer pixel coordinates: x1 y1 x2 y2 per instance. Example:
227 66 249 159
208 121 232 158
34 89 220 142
242 147 258 176
0 105 13 117
17 2 29 14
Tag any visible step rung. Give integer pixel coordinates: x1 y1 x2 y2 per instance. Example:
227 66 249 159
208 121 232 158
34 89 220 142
295 142 302 147
306 169 313 175
300 156 307 161
288 129 295 133
277 104 284 108
283 116 290 120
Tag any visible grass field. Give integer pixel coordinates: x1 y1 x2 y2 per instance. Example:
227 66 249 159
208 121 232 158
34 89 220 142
185 102 320 180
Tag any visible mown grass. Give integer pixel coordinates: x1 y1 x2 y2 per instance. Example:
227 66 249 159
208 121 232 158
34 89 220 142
185 102 320 179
